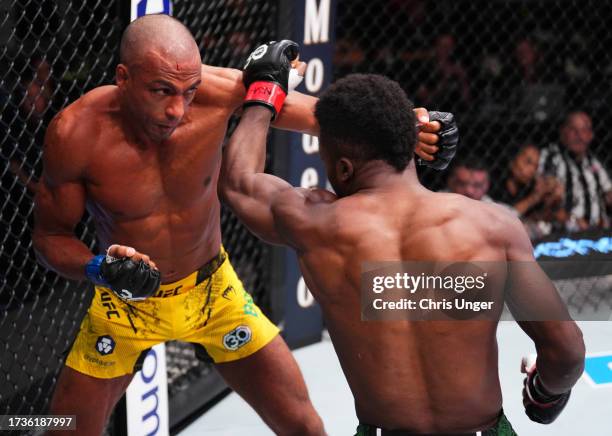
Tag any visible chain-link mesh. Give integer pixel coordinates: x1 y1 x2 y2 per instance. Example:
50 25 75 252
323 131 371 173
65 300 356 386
0 0 121 420
0 0 278 430
334 0 612 313
335 0 612 196
555 275 612 319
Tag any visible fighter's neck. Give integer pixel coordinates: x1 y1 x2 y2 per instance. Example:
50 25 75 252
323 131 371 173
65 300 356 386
352 160 424 195
117 100 162 149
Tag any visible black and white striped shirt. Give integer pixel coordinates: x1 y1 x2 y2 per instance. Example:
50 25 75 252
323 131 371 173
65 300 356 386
539 143 611 228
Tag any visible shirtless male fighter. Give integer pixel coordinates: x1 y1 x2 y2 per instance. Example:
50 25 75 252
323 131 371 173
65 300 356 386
32 15 455 435
219 41 586 435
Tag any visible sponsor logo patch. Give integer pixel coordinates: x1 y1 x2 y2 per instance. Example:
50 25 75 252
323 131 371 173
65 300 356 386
223 326 252 351
96 335 116 356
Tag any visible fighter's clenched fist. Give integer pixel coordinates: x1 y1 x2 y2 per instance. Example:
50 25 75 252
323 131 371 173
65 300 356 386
85 244 161 301
243 40 301 119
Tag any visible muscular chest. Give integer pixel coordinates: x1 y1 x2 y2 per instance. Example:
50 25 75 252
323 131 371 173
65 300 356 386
86 115 228 218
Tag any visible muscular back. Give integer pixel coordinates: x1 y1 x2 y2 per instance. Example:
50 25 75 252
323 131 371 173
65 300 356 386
35 66 243 282
281 187 513 432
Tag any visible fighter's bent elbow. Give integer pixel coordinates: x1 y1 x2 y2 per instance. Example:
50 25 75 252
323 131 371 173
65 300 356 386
31 231 51 269
545 322 586 375
565 324 586 370
217 178 238 205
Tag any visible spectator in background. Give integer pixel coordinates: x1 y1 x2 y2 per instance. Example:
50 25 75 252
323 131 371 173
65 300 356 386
9 56 56 194
415 33 471 113
333 37 366 77
446 158 492 202
490 143 567 239
540 111 612 231
0 55 55 306
511 37 545 86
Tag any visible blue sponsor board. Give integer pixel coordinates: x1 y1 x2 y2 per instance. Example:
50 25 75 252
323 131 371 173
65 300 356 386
131 0 173 21
534 235 612 259
274 0 337 347
584 353 612 387
533 230 612 280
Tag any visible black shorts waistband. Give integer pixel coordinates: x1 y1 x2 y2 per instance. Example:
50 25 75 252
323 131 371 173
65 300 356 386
151 249 227 298
195 249 227 285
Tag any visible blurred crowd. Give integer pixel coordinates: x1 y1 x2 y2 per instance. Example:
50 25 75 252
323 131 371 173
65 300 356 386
334 0 612 240
444 110 612 239
2 0 611 285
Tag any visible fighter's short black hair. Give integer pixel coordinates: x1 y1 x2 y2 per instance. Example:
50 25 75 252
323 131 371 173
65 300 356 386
314 74 416 171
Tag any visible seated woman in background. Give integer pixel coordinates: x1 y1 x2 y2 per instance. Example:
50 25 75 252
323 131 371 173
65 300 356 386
490 143 567 239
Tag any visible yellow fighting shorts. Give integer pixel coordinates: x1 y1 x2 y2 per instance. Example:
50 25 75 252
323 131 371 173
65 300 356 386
65 248 279 379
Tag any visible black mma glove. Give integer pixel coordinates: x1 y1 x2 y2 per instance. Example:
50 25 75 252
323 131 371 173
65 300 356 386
243 40 300 119
86 254 161 301
522 364 571 424
418 111 459 170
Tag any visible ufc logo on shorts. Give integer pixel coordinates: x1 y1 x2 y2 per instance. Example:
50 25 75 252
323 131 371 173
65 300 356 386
223 326 252 351
100 291 120 319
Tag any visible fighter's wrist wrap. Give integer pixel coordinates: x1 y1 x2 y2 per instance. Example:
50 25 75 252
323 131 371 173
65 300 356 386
244 81 287 118
86 254 109 286
527 372 564 405
523 367 571 424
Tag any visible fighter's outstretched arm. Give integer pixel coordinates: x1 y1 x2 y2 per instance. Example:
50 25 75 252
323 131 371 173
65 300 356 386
273 92 445 162
219 106 314 246
273 92 448 165
199 65 448 163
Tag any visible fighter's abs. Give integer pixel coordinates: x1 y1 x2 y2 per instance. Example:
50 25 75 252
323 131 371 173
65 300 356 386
84 122 227 278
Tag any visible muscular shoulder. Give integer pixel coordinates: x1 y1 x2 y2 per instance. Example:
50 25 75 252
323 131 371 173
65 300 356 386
43 87 115 184
273 187 337 212
429 193 518 249
472 196 528 256
195 64 244 111
271 187 338 250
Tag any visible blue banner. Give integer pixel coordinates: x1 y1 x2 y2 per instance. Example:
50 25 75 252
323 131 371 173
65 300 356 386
584 353 612 387
276 0 337 347
131 0 173 22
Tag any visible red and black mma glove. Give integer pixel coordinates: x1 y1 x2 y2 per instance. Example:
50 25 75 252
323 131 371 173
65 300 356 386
418 111 459 170
86 253 161 301
243 40 300 120
522 364 571 424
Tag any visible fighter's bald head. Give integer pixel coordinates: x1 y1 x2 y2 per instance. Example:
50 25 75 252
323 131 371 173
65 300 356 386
119 14 200 68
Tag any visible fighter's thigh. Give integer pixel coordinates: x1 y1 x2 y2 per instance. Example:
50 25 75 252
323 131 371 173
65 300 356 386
215 335 311 416
66 287 165 378
47 366 133 436
181 258 280 363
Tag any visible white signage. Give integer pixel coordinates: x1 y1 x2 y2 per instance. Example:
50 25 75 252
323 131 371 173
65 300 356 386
126 343 169 436
130 0 173 22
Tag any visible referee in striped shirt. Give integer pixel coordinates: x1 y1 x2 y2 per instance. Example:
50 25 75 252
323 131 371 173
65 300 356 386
539 111 612 231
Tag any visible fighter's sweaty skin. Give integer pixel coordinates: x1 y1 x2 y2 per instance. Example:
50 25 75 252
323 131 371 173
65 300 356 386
88 95 228 281
36 60 317 283
44 66 239 282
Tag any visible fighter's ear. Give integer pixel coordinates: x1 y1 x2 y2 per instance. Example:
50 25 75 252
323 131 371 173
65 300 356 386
116 64 129 87
337 157 354 182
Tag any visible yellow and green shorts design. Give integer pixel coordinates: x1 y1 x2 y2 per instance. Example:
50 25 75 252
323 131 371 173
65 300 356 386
65 249 279 379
